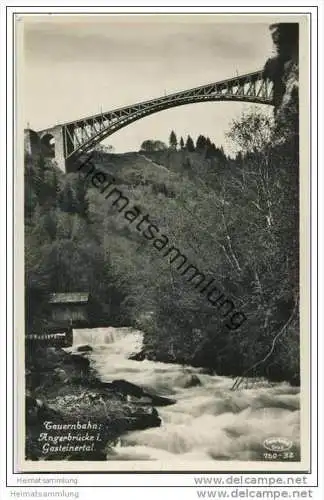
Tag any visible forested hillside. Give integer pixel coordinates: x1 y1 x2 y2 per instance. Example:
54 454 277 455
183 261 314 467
25 23 300 385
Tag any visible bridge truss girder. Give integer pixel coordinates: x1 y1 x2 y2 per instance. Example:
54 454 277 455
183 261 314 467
39 70 274 162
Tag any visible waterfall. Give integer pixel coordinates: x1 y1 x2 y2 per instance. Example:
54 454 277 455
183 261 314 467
73 326 141 349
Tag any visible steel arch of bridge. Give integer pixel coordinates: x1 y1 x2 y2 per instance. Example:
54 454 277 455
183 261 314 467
39 70 274 163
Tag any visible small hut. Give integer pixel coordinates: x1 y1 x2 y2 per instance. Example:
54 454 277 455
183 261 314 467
26 293 90 348
48 292 90 327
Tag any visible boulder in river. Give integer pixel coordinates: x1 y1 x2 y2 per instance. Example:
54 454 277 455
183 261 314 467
76 344 93 353
129 350 146 361
111 379 176 406
183 374 201 388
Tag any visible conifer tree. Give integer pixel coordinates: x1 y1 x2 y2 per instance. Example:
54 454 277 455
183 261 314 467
196 135 207 151
185 135 195 152
169 130 178 150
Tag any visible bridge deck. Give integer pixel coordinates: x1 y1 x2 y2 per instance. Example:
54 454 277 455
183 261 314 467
40 70 267 131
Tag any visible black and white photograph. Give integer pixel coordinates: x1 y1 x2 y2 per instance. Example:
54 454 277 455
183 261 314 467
16 13 310 472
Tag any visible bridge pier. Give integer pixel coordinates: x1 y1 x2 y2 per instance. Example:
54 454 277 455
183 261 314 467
38 125 67 173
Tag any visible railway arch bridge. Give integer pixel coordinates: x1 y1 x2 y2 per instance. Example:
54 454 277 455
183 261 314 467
36 69 274 172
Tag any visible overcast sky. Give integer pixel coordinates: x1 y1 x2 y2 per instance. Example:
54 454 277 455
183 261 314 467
22 15 275 153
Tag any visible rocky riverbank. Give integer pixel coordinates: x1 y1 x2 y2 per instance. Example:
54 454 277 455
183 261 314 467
25 343 173 461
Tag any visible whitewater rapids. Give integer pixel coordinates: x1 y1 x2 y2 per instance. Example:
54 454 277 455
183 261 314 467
72 327 300 462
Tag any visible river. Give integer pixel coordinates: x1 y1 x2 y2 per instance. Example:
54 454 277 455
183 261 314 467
72 327 300 462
